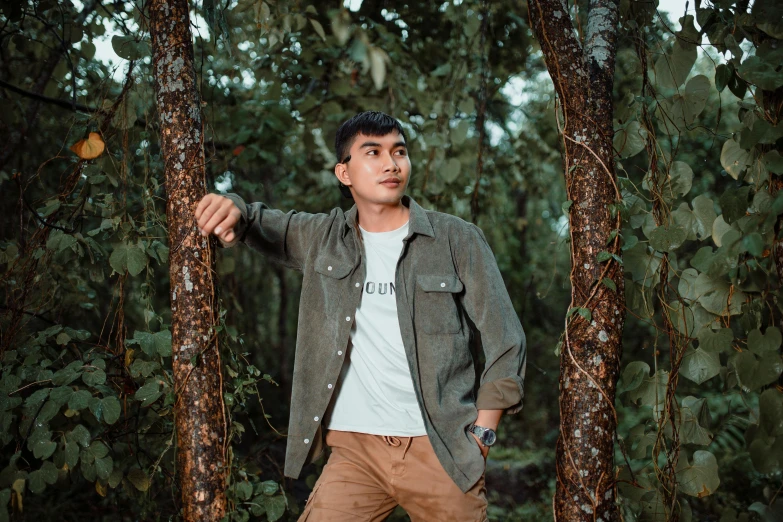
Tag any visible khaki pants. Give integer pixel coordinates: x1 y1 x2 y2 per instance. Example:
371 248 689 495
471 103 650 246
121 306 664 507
298 430 488 522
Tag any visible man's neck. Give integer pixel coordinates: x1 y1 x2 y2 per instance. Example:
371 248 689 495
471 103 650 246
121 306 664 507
355 199 410 233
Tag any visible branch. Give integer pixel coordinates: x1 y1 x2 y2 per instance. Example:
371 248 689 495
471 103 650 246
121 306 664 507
0 79 96 113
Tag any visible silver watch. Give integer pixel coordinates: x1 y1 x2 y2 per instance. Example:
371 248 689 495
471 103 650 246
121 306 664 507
468 424 497 447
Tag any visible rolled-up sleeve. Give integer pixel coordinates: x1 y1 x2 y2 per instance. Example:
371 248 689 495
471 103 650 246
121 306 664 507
216 192 330 271
457 223 527 414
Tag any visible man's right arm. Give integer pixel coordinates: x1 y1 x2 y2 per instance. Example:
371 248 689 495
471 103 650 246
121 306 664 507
195 192 328 271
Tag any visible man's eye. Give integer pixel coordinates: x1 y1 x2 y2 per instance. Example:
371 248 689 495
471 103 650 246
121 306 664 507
367 150 378 155
395 149 407 155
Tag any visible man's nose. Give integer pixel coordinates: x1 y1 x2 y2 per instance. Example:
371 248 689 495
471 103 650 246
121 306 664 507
382 151 400 172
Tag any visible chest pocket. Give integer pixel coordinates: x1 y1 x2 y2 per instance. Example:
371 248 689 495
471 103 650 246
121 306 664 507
415 274 464 334
314 256 353 279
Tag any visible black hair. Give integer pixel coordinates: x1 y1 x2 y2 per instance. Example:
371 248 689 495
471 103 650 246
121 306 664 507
334 111 407 199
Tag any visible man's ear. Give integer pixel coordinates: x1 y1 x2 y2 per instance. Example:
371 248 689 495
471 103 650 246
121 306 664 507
334 163 351 187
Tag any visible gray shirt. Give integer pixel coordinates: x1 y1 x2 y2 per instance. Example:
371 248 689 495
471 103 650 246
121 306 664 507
219 193 527 492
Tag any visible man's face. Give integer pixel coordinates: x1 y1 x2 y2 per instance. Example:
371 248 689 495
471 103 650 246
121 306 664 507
334 131 411 205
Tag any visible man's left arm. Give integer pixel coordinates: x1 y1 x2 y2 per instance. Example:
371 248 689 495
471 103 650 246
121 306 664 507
457 223 527 454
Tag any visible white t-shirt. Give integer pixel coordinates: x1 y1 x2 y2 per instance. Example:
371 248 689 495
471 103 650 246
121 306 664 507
325 221 427 436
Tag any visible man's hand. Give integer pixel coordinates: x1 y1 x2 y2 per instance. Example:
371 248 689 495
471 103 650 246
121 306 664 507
195 194 242 244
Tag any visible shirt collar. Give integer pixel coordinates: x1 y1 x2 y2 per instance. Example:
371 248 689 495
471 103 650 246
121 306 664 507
344 195 435 239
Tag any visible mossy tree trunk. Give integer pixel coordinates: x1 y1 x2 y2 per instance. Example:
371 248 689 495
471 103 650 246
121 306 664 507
149 1 227 519
527 1 624 520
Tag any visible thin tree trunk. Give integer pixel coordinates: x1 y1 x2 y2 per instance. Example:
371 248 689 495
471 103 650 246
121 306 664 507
527 1 624 520
149 1 227 519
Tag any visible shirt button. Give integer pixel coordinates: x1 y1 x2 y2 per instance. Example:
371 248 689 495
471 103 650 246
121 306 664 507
314 416 319 422
355 282 361 287
304 438 310 444
345 316 351 322
327 383 333 389
440 282 446 288
328 266 333 271
337 350 343 356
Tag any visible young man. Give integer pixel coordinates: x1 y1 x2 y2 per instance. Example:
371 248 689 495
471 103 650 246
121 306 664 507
195 111 526 521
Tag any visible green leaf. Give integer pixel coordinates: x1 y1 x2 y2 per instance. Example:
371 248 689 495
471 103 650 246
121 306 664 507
614 120 647 158
69 425 91 447
596 251 612 262
720 139 750 180
264 495 286 522
678 397 713 446
731 350 783 392
127 330 171 357
601 277 616 292
451 120 470 146
442 158 462 183
694 272 745 316
102 397 121 425
719 186 751 224
763 150 783 175
32 439 57 460
691 195 717 241
235 481 253 501
738 55 783 91
68 389 92 411
619 361 650 393
109 243 147 277
715 64 732 92
259 480 279 496
82 367 106 386
628 369 668 416
49 386 74 406
135 381 162 407
127 468 150 491
697 328 733 353
309 19 326 41
654 40 697 90
680 347 720 385
676 450 720 497
649 224 687 252
110 35 150 60
667 161 694 198
95 455 113 480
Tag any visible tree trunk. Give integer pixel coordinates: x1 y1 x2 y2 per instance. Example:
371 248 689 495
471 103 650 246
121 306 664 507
527 1 624 520
149 1 227 519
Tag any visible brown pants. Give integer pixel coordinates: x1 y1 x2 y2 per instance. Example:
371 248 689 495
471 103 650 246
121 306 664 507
298 430 488 522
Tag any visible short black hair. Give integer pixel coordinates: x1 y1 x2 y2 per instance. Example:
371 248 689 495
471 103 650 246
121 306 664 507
335 111 407 199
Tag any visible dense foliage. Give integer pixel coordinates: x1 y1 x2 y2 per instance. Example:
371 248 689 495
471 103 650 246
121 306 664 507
0 0 781 520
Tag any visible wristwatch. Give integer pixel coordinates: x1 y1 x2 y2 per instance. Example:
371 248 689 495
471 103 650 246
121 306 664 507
468 424 497 447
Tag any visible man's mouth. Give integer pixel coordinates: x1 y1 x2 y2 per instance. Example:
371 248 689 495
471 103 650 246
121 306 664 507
380 178 402 187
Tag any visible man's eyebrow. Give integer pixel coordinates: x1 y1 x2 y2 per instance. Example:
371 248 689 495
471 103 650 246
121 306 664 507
358 141 408 149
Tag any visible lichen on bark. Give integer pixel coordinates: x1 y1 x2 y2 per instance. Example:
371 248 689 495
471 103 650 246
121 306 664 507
149 0 227 520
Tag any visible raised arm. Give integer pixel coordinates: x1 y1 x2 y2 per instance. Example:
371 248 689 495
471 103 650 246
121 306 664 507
195 192 329 271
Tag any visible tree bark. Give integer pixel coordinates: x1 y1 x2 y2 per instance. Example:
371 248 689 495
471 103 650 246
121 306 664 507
527 1 624 521
149 1 227 519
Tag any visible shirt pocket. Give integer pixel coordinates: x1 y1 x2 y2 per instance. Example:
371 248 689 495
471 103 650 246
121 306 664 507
415 274 464 334
308 255 353 321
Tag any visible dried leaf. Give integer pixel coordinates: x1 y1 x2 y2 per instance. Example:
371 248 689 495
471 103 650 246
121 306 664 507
70 132 105 160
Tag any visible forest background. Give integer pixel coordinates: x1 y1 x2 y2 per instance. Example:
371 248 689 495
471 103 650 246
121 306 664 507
0 0 782 521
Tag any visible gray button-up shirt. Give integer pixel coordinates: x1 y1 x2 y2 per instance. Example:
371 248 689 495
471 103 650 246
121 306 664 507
219 193 526 492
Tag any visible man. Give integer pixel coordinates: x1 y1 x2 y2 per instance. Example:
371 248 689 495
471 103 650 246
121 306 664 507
195 111 526 521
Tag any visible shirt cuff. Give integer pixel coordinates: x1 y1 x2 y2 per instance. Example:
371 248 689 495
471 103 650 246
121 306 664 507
475 377 524 414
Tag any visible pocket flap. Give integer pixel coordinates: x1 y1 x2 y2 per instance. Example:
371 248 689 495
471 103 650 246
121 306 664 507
314 256 352 279
416 274 463 293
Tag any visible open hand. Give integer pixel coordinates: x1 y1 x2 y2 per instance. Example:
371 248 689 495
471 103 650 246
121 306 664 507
195 194 242 244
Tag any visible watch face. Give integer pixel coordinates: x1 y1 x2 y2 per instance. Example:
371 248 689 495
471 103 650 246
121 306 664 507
480 429 497 446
